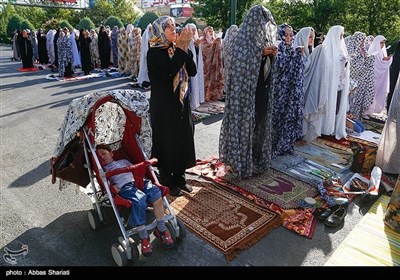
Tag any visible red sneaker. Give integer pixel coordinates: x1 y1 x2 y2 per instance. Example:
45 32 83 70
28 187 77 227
154 229 174 248
140 238 153 257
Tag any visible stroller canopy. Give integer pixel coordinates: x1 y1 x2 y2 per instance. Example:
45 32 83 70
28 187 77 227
54 89 152 158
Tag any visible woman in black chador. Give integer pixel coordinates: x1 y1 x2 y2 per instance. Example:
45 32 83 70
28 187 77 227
18 30 33 68
79 29 92 75
98 26 111 69
147 16 197 197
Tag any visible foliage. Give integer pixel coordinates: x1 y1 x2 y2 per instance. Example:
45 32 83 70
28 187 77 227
1 4 16 38
20 20 35 32
7 14 23 37
43 18 61 32
84 0 140 26
137 11 159 32
44 7 75 25
196 0 254 31
77 17 95 31
183 17 198 28
14 6 46 29
60 20 74 30
105 15 123 29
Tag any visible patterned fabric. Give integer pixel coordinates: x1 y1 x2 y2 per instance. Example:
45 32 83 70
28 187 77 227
57 32 73 77
200 27 224 101
385 175 400 233
54 89 152 159
111 26 119 67
272 24 304 158
131 28 142 78
89 30 100 69
347 32 375 119
185 157 319 238
219 4 277 178
376 75 400 174
117 27 129 74
168 179 281 260
150 16 188 105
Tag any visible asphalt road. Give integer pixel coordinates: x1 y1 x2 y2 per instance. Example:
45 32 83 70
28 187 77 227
0 45 368 269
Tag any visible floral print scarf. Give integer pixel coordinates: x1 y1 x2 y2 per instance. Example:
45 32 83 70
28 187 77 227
149 16 188 105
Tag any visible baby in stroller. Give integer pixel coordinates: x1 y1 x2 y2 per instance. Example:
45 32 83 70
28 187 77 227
96 143 174 257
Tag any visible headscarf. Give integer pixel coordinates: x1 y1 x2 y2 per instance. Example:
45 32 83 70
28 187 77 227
150 16 188 105
293 27 314 57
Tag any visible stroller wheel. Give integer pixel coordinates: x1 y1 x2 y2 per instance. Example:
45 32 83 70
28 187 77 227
175 217 187 239
165 222 177 242
88 209 102 230
111 243 128 267
128 238 140 263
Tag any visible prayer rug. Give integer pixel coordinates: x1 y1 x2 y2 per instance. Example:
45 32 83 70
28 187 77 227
294 140 353 173
45 73 103 82
362 119 385 134
325 195 400 266
192 111 211 123
168 180 281 260
17 67 39 72
186 157 319 238
193 100 225 115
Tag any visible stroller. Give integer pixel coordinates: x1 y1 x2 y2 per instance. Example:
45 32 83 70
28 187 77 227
50 90 186 266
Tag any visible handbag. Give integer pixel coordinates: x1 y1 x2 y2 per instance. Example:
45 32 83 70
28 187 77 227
50 137 90 187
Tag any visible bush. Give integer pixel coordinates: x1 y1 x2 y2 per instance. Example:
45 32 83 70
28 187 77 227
20 20 35 33
43 19 61 31
183 17 198 29
137 12 159 32
105 16 123 29
77 17 96 31
60 20 73 30
7 14 24 38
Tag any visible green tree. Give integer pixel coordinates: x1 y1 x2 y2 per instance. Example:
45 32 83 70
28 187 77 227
183 17 198 28
20 19 35 32
77 17 96 31
137 11 159 32
14 6 46 29
45 7 75 25
0 4 16 41
105 15 123 29
60 20 74 30
196 0 254 31
43 18 61 31
7 14 23 37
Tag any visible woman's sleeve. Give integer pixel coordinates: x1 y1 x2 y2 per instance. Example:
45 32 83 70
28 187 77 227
148 47 197 83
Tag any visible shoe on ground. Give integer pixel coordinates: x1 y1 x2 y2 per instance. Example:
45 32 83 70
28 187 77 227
140 238 153 257
317 204 340 221
169 187 183 197
324 207 347 227
154 229 174 248
179 184 193 193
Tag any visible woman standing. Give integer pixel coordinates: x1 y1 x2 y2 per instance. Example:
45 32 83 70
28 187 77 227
219 5 278 178
147 16 197 196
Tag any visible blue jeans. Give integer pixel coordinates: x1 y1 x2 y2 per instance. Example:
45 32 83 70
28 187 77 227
118 180 161 227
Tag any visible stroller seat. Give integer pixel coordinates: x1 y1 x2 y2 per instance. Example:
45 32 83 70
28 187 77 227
102 149 170 212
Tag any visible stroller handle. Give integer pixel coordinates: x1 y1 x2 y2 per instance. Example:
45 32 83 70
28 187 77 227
105 158 158 179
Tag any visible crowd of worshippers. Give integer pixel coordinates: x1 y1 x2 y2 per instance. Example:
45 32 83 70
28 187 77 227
11 5 399 180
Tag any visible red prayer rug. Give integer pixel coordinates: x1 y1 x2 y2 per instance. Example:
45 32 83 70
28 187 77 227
168 179 281 260
17 67 39 72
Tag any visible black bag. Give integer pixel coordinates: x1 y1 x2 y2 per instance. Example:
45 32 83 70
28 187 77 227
50 137 90 187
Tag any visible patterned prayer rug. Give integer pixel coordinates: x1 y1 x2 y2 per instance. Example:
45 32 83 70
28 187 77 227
186 158 320 238
168 180 281 260
294 140 353 173
193 100 225 115
325 195 400 266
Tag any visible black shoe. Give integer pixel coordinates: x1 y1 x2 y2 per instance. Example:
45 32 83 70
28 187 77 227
324 207 347 227
317 204 340 221
179 184 193 193
169 187 183 197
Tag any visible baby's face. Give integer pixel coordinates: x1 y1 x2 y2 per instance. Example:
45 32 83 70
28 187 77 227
97 149 113 165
